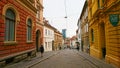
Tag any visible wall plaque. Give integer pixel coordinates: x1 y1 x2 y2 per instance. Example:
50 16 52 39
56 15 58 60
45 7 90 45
109 14 119 26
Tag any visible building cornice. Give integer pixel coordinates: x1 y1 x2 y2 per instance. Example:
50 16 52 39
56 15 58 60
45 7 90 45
36 0 44 10
104 0 120 13
36 22 44 26
15 0 37 14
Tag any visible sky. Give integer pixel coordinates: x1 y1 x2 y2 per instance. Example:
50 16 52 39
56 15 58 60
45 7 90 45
43 0 85 37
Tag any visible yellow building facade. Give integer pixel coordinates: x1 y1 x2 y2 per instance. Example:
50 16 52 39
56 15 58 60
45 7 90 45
88 0 120 67
54 29 63 50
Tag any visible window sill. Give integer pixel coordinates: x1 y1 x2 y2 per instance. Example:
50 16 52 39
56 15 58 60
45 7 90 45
26 41 33 44
4 41 17 45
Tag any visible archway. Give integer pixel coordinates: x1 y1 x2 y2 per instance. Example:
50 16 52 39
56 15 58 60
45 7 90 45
36 30 40 52
99 23 106 59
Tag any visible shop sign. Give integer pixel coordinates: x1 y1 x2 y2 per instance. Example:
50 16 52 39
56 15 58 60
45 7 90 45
109 14 119 26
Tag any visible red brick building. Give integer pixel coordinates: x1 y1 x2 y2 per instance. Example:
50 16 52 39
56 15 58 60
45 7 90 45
0 0 39 65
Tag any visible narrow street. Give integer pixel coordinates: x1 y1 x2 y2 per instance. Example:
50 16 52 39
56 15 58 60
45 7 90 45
4 49 115 68
0 0 119 68
30 49 100 68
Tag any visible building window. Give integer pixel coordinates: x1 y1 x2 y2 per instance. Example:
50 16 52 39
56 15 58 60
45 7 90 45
98 0 100 8
27 19 32 41
102 0 104 3
91 29 94 42
45 42 47 49
36 11 40 19
5 9 15 41
48 30 50 35
90 8 92 17
45 29 47 35
36 7 40 19
101 0 105 7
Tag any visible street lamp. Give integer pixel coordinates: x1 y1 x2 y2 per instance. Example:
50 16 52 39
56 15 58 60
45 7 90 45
64 16 67 18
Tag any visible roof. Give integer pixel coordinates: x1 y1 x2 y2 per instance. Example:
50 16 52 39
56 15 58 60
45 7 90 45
70 36 76 40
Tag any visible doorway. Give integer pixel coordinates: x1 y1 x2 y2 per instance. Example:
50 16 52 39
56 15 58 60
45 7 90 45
100 23 106 59
52 40 54 51
36 30 40 52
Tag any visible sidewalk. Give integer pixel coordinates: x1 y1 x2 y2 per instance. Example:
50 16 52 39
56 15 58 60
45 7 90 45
76 50 116 68
4 51 59 68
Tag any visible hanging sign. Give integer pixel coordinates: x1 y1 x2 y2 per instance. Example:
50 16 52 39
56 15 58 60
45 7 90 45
109 14 119 26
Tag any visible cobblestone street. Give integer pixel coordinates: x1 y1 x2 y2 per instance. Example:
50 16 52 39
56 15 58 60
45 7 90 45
29 49 115 68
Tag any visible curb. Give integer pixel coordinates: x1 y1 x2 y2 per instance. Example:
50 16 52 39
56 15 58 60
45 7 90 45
74 50 99 68
25 52 59 68
75 51 115 68
76 52 99 68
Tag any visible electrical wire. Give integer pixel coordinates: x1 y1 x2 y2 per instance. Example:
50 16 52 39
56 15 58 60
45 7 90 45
64 0 67 18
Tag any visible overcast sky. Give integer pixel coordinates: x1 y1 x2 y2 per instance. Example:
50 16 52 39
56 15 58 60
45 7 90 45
43 0 85 37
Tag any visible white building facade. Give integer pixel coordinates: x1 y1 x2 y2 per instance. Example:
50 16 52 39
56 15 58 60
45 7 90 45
70 36 77 49
43 23 54 51
77 19 82 51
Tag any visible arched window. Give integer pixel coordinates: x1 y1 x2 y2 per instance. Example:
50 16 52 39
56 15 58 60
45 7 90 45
27 19 32 41
5 9 15 41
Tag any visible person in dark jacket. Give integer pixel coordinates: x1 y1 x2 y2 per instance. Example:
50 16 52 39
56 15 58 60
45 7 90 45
76 42 80 51
39 45 44 57
76 45 80 51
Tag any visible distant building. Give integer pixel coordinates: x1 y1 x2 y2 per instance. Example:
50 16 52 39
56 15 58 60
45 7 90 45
79 1 89 53
43 19 63 51
54 29 63 50
62 29 66 39
43 20 54 51
70 36 77 49
76 25 82 51
64 37 70 48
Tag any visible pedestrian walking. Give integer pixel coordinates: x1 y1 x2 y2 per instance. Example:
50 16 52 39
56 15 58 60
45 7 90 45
76 42 80 51
39 45 44 57
76 45 79 51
